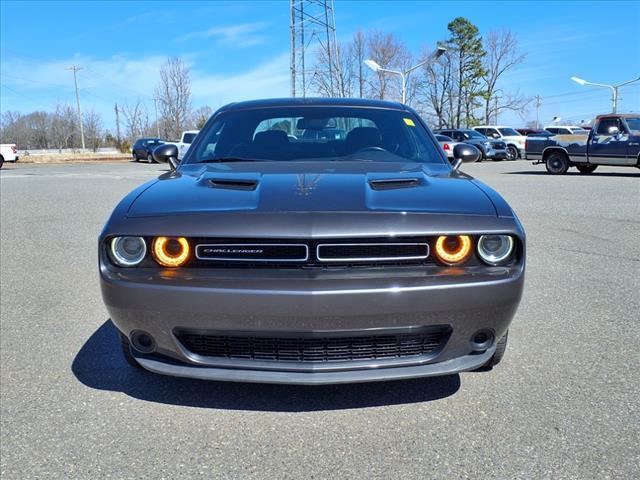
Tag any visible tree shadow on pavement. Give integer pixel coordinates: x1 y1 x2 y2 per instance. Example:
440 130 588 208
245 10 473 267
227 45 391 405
72 320 461 412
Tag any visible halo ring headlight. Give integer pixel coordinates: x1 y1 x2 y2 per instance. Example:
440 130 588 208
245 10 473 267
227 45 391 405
477 235 514 265
152 237 190 267
110 236 147 267
435 235 473 265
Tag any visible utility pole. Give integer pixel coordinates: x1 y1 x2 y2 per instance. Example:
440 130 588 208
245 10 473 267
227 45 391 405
153 98 160 138
114 103 121 149
66 66 85 150
535 95 542 129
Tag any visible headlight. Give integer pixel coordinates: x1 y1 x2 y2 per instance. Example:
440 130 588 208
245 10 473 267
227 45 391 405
109 236 147 267
152 236 190 267
484 141 492 147
477 235 514 265
435 235 473 265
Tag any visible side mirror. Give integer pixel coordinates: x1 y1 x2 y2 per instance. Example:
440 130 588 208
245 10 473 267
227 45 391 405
451 144 480 172
153 144 180 170
607 126 620 136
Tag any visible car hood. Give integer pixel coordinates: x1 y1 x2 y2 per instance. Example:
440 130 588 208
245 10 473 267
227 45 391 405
127 162 497 217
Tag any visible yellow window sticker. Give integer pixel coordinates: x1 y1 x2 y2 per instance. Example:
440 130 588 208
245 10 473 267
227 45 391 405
403 118 415 127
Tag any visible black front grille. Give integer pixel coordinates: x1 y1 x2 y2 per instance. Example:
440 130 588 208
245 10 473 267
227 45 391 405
190 237 435 268
176 329 449 363
317 243 428 261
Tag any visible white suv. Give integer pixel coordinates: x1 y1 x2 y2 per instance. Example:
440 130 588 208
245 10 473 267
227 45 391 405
473 126 526 160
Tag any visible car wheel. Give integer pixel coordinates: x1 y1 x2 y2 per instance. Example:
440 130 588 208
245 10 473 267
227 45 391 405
485 331 508 368
132 152 138 162
576 164 598 174
119 333 143 369
506 145 518 161
147 153 154 164
0 156 4 169
545 152 569 174
474 331 509 371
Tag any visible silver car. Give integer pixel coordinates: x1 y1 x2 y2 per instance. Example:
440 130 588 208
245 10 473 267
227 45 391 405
100 98 525 385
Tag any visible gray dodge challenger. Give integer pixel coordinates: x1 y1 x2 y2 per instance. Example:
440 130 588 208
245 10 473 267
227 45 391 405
99 98 525 384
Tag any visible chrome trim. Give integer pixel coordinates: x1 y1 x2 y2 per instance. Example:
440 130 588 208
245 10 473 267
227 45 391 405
316 243 430 263
195 243 309 262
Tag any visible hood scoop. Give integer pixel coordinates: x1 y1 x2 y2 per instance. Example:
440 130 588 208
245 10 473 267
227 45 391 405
368 178 421 191
208 178 259 191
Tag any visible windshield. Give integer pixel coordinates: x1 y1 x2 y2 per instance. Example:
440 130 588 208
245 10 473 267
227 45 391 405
462 129 486 139
185 106 445 165
625 118 640 131
571 128 589 134
498 128 521 136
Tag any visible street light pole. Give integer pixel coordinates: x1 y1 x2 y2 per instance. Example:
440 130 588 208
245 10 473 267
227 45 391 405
571 76 640 113
365 46 446 104
66 66 86 150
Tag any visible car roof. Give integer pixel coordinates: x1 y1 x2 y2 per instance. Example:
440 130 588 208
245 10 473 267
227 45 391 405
544 125 583 128
595 113 638 119
218 97 408 112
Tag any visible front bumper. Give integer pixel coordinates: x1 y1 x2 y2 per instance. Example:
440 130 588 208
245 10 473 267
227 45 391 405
101 262 524 384
486 148 508 160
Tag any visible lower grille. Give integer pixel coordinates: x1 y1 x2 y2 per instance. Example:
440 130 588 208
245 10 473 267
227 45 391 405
176 329 449 363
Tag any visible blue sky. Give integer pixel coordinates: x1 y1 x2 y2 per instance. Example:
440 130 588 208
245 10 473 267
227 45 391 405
1 0 639 131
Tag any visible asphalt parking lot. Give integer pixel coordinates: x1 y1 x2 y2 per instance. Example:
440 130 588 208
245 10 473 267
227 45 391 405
1 160 638 479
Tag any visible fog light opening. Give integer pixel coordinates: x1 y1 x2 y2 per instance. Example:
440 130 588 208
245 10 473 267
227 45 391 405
130 331 156 354
470 330 494 352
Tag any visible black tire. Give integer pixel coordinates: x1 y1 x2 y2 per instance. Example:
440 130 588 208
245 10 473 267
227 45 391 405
506 145 518 161
0 156 4 169
119 333 143 368
485 331 508 368
132 152 138 162
576 164 598 174
147 153 154 164
545 152 569 174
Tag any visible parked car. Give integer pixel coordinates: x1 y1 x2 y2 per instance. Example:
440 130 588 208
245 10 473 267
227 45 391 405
517 128 551 137
473 126 527 160
526 113 640 174
544 125 590 135
434 128 508 161
132 138 165 163
100 97 525 384
172 130 199 160
434 134 463 159
0 143 19 169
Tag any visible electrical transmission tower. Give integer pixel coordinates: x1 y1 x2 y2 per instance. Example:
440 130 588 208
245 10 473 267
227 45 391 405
290 0 341 97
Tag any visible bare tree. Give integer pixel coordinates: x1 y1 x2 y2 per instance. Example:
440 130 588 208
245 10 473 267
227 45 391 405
482 30 529 124
83 109 103 151
50 104 77 150
191 106 214 129
416 47 455 128
366 31 412 101
155 57 192 140
122 101 149 141
351 30 367 98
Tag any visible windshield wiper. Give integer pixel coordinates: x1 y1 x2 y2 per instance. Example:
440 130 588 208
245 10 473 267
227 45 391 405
196 157 265 163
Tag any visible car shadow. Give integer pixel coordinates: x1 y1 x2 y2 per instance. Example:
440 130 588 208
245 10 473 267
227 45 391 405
72 320 461 412
504 170 640 178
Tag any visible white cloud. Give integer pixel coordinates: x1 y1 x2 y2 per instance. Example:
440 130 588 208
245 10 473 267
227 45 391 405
190 52 290 106
176 22 267 47
0 52 291 129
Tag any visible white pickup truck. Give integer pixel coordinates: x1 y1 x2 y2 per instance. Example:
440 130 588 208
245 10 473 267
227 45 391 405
0 144 19 169
170 130 199 160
